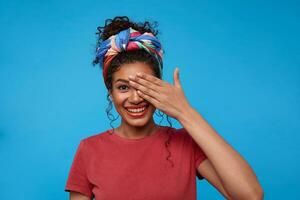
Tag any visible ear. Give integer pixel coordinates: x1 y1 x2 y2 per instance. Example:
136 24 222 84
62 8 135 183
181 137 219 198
109 91 114 102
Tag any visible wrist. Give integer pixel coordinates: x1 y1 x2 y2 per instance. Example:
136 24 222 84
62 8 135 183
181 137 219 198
178 105 196 125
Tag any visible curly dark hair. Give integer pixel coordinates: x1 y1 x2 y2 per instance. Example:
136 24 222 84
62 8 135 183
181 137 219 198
92 16 163 91
93 16 174 167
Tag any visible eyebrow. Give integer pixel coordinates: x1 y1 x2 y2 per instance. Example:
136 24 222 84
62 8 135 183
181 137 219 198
114 78 129 83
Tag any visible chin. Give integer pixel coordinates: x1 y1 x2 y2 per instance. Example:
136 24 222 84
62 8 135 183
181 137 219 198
126 119 150 127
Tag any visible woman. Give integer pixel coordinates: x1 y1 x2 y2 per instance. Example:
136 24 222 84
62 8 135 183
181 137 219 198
65 16 263 200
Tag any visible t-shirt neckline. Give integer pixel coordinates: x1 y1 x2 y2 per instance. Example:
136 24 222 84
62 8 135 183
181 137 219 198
107 125 165 143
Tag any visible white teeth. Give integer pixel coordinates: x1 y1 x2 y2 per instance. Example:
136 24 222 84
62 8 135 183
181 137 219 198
127 107 146 113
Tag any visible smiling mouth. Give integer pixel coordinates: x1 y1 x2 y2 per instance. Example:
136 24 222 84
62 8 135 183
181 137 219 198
125 105 149 118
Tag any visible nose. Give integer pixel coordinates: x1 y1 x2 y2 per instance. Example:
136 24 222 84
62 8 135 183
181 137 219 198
129 89 144 104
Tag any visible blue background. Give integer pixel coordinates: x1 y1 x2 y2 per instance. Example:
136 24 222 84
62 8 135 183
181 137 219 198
0 0 299 199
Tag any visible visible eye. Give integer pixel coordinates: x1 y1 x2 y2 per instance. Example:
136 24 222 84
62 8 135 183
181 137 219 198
117 85 129 91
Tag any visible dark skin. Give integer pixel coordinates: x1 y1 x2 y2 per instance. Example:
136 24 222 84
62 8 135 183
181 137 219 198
127 67 263 199
69 64 263 200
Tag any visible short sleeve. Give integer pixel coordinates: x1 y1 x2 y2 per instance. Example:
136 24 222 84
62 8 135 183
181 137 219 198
192 138 208 180
65 140 93 199
181 128 208 180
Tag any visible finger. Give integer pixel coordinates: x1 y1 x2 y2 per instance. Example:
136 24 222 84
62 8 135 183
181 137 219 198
135 72 165 87
129 80 159 99
137 90 160 107
128 75 160 93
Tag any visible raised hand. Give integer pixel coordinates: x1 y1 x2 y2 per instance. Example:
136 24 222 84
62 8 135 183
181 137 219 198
128 67 192 120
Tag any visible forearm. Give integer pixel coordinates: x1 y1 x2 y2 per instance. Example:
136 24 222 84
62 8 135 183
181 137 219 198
178 106 263 200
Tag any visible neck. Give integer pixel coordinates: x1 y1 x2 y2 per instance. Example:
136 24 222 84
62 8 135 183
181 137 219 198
116 118 159 139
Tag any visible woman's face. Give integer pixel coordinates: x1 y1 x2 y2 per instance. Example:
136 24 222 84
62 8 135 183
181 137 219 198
109 62 157 127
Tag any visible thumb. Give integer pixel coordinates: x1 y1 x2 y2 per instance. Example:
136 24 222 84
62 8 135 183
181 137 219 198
173 67 181 87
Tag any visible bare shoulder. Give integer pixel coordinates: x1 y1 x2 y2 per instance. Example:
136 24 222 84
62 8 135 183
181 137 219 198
69 191 91 200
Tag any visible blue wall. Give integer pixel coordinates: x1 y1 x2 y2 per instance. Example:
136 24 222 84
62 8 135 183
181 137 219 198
0 0 299 199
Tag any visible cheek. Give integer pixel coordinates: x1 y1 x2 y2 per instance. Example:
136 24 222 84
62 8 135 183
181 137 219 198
148 104 157 113
111 93 125 106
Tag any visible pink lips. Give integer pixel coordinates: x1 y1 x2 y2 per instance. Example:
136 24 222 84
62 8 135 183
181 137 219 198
125 105 149 118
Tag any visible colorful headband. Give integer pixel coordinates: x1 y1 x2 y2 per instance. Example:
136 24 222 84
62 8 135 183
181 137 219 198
95 27 164 85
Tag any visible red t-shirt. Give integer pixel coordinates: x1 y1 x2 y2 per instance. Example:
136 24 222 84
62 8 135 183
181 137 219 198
65 126 207 199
